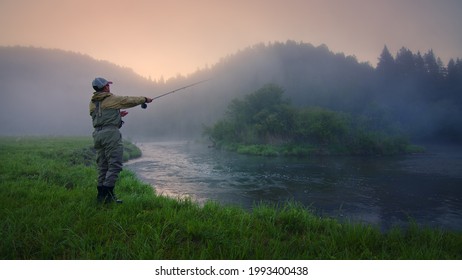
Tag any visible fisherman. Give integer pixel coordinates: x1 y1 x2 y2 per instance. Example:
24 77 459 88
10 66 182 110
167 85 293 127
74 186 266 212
90 77 153 204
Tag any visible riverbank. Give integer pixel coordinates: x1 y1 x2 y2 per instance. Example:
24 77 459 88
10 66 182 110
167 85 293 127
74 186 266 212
1 137 460 259
216 142 425 157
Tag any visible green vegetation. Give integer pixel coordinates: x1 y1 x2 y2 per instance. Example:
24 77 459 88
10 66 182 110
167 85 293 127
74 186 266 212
1 137 460 259
122 139 142 161
204 84 423 156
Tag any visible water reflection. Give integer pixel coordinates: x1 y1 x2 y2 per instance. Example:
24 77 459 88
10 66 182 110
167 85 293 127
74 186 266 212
126 141 462 231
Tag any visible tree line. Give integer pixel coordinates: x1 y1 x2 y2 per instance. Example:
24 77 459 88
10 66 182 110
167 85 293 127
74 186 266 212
146 41 462 143
373 45 462 141
1 43 460 142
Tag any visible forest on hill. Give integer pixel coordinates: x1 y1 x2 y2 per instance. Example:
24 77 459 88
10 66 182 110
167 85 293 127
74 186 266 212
139 41 462 143
0 41 461 143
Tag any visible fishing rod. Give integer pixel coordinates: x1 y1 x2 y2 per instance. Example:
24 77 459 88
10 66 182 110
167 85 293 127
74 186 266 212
141 79 211 109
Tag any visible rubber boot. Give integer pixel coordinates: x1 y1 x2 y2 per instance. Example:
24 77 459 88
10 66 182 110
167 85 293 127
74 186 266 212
96 186 106 204
105 186 123 204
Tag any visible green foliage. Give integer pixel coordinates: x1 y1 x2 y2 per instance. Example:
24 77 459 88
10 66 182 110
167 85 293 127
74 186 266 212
295 107 349 145
204 84 418 156
205 84 294 147
0 138 460 259
122 140 142 161
236 144 279 156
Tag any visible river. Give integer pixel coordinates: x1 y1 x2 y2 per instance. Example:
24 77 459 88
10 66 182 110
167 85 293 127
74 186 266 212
126 141 462 232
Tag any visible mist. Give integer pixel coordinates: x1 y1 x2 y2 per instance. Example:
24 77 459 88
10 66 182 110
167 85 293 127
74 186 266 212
0 46 155 136
127 41 462 144
1 42 461 144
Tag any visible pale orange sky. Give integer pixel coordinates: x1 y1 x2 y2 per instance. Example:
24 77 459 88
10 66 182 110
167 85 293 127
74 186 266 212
1 0 461 80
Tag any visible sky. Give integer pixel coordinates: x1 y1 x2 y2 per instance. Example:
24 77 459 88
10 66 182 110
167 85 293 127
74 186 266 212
1 0 461 80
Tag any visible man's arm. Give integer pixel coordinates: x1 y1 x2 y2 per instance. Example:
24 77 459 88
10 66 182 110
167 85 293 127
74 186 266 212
104 95 152 109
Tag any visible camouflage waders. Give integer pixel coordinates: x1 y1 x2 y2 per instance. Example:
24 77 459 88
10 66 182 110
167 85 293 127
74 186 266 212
90 90 146 204
93 126 123 203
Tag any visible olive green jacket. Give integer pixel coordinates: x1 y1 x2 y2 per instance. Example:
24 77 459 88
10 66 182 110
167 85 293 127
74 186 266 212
89 92 146 128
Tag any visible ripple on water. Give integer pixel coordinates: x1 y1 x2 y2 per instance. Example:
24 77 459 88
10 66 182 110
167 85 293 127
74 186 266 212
126 141 462 231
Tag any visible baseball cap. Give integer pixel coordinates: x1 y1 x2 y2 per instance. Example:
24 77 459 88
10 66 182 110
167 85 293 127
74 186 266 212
92 77 113 89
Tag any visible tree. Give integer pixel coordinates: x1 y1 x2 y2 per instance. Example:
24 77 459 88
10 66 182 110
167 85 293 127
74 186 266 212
244 84 289 115
209 84 293 145
376 45 395 78
294 108 348 145
395 47 415 79
446 59 462 103
423 49 443 79
413 52 426 77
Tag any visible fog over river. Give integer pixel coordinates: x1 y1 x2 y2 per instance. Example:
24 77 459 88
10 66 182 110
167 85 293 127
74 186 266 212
126 141 462 232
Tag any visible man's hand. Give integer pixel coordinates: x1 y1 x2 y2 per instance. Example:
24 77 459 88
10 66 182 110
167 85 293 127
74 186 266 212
120 111 128 117
145 97 153 103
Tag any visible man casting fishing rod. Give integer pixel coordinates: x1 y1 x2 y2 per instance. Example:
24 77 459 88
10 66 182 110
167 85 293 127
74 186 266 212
89 77 208 204
90 77 153 204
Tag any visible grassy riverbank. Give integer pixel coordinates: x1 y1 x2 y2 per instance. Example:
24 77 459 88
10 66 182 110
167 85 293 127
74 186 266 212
218 142 424 157
1 137 460 259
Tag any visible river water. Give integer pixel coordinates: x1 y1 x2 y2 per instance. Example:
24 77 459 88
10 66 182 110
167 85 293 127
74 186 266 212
126 141 462 232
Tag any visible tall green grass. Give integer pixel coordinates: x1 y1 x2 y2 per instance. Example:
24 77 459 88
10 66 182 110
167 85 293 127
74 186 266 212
0 137 460 259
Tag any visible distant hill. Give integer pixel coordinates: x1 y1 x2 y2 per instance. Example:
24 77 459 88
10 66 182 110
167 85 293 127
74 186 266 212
0 43 372 138
1 42 461 142
131 41 378 139
139 41 462 142
0 46 154 135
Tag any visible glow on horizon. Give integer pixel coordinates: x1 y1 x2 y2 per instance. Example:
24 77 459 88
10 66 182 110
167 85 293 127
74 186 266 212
1 0 461 80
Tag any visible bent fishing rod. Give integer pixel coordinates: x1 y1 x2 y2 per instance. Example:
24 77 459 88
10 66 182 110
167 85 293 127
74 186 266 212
141 79 210 109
